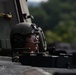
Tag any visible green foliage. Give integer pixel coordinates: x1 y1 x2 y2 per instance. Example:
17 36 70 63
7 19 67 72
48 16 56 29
29 0 76 43
55 20 76 43
29 7 49 30
45 30 62 43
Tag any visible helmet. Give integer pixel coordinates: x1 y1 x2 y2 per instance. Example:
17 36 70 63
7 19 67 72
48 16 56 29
10 22 39 49
10 22 38 36
10 22 47 52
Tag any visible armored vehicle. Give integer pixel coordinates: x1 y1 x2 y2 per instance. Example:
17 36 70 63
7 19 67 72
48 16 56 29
0 0 76 70
0 0 32 53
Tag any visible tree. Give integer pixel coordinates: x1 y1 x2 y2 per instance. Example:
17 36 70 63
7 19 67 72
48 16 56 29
29 0 76 43
29 7 49 30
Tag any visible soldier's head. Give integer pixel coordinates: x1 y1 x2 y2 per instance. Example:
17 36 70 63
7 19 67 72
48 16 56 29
10 22 39 52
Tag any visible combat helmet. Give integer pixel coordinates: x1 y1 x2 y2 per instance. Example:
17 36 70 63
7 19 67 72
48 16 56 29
10 22 47 52
10 22 39 48
10 22 38 36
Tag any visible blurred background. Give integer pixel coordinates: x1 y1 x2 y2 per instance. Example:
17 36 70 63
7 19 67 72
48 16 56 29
27 0 76 45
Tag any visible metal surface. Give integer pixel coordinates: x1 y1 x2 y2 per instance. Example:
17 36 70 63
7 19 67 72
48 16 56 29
0 56 76 75
0 56 51 75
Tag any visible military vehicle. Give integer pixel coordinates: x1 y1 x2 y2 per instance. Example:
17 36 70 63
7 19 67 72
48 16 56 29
0 0 76 70
0 0 32 54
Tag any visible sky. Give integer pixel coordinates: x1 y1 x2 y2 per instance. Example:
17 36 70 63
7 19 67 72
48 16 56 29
28 0 48 3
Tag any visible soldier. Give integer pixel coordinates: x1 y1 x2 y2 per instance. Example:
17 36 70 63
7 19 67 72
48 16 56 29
10 22 47 61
